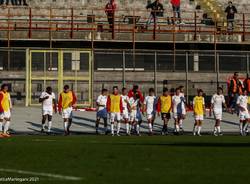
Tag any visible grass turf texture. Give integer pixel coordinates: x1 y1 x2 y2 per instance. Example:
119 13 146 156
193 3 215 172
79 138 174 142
1 136 250 184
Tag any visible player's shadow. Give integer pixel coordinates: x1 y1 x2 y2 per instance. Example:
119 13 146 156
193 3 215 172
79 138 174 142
206 117 239 126
25 121 65 134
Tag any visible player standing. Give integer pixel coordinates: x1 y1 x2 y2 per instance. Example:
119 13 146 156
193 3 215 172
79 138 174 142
0 84 12 138
58 85 77 136
128 93 141 136
143 88 157 136
210 87 227 136
237 89 250 136
172 88 185 135
179 86 186 132
39 86 57 134
106 86 123 136
96 89 108 135
157 88 172 135
121 87 130 135
193 89 205 136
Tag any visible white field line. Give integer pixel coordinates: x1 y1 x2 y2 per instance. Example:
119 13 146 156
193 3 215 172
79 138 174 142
0 168 83 181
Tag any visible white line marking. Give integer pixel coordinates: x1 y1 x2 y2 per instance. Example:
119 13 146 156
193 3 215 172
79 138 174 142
0 168 83 181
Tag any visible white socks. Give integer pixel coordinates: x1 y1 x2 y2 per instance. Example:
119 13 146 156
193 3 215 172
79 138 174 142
243 123 248 132
136 124 140 134
48 121 52 132
179 119 183 128
193 125 198 134
111 123 114 134
126 123 129 134
148 123 152 133
0 122 3 132
4 121 10 134
117 122 121 134
240 123 243 134
64 121 68 131
197 126 201 134
175 124 180 132
42 123 46 130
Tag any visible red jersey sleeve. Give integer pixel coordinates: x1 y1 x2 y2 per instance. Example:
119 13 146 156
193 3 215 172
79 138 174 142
120 96 123 113
106 95 111 112
157 97 161 112
72 91 77 105
0 93 3 112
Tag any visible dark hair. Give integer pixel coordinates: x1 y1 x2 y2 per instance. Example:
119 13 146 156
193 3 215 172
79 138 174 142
198 89 203 93
217 87 223 91
234 72 239 76
64 85 70 90
1 83 8 90
122 87 127 92
179 85 184 89
102 88 108 93
149 88 155 93
228 1 232 4
46 86 52 92
163 87 168 93
175 88 180 92
113 86 118 90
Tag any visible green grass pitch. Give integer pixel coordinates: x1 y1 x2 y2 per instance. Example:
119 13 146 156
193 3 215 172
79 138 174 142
0 135 250 184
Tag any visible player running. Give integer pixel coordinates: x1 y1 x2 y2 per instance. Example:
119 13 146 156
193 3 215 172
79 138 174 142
237 89 250 136
121 87 130 135
210 87 227 136
39 86 57 134
58 85 77 136
172 88 185 135
96 88 108 135
157 88 172 135
143 88 157 136
193 89 205 136
107 86 123 136
0 84 12 138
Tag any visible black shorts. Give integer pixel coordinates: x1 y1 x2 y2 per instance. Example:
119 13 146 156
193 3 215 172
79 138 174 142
161 113 171 120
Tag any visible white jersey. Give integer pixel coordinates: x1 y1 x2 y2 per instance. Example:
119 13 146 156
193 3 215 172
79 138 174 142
96 95 107 112
172 95 185 114
40 92 55 111
121 95 129 111
144 96 157 115
129 97 139 110
237 95 248 112
211 94 225 110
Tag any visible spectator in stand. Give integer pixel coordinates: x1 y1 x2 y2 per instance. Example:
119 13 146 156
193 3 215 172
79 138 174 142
171 0 183 24
146 0 164 29
229 72 243 114
105 0 117 32
225 1 237 32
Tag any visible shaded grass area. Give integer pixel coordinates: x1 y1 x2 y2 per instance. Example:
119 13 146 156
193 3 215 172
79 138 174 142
0 136 250 184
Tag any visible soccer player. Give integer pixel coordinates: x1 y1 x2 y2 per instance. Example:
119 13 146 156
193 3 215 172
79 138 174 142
179 85 186 132
0 84 12 137
39 86 57 134
128 93 141 136
121 87 130 135
58 85 77 136
193 89 205 136
96 88 108 135
172 88 185 135
157 88 172 135
237 89 250 136
106 86 123 136
143 88 157 136
210 87 227 136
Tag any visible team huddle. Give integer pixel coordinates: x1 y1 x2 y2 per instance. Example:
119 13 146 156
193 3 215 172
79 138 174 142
0 83 250 137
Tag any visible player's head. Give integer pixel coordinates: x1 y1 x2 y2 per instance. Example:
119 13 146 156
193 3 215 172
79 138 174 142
179 85 184 92
234 72 239 79
1 83 8 92
113 86 118 94
149 88 155 96
228 1 232 6
217 87 223 95
163 87 169 96
102 88 108 96
175 88 180 95
133 85 139 93
243 88 248 95
198 89 203 96
122 87 127 95
63 85 70 93
46 86 52 94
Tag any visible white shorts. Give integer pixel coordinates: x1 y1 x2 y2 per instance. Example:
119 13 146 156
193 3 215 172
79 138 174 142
110 112 121 122
239 111 250 121
195 115 204 121
0 111 11 119
213 109 222 120
129 110 137 122
42 110 53 116
122 109 129 120
62 107 73 119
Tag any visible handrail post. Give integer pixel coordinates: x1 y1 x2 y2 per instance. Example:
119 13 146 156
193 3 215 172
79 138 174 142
242 13 245 42
70 8 74 39
194 11 197 41
28 7 32 39
153 11 156 40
